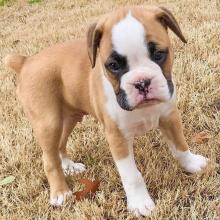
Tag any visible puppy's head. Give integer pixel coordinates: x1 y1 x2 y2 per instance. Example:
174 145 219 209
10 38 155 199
87 6 186 111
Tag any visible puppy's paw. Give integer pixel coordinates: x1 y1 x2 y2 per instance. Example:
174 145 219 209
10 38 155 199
127 192 156 217
50 190 72 206
61 158 86 175
179 151 208 173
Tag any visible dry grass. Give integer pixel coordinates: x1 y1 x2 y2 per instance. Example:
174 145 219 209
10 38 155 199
0 0 219 219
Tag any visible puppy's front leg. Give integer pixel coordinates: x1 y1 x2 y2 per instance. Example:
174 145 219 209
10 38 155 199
105 128 155 217
159 107 208 173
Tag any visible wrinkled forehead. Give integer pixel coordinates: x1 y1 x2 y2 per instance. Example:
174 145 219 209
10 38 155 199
100 8 170 60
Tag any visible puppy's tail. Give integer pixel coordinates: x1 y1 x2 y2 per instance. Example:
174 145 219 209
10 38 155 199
4 54 27 74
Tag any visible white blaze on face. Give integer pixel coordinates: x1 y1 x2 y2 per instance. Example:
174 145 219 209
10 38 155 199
112 12 148 65
111 12 170 108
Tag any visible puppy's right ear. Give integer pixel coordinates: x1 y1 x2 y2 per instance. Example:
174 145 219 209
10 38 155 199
87 22 103 68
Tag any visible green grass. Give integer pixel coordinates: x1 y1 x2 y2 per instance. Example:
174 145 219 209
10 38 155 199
0 0 9 6
28 0 41 4
0 0 42 7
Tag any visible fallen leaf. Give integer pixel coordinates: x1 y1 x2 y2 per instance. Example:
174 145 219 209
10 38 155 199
192 131 210 144
73 178 100 201
0 175 15 186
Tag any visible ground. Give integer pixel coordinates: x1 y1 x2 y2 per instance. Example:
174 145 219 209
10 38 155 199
0 0 219 219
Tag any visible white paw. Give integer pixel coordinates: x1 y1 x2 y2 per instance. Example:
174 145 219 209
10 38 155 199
61 158 86 175
50 190 72 206
127 192 156 217
178 151 208 173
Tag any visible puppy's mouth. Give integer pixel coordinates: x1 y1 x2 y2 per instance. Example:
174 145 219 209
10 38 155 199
134 87 162 108
116 88 161 111
136 97 161 109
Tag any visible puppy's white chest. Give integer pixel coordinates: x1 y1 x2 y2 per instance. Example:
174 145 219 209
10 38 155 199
115 107 163 136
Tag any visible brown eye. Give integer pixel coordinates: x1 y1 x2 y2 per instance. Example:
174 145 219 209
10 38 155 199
153 51 167 63
105 51 128 77
107 61 121 72
148 42 168 64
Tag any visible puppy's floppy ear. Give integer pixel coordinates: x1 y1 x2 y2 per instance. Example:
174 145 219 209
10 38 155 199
156 6 187 43
87 22 103 68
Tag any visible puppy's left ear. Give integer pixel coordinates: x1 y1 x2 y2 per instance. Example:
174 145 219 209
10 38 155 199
156 6 187 43
87 22 103 68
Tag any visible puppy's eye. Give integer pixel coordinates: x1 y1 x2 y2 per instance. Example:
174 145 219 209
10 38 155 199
105 51 128 75
107 61 121 72
148 42 168 64
153 51 167 63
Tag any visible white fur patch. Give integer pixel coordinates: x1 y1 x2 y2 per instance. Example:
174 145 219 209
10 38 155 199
50 190 72 206
172 150 208 173
115 144 155 217
61 157 86 175
112 12 147 65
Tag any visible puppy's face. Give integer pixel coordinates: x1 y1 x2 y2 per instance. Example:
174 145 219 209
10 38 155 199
87 6 186 111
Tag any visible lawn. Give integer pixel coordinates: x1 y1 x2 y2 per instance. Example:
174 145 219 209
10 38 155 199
0 0 219 219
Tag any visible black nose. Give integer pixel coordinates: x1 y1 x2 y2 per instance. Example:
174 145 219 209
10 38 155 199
134 79 151 92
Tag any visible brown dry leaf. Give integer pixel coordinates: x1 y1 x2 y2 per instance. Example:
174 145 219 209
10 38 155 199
73 178 100 201
192 131 210 144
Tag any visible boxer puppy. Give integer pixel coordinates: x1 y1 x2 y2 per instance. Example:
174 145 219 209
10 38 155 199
5 5 208 217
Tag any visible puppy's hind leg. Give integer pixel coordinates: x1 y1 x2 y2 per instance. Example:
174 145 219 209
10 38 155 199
32 111 72 206
59 112 86 175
